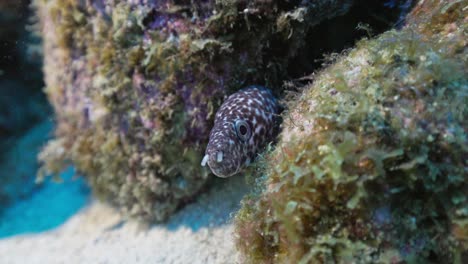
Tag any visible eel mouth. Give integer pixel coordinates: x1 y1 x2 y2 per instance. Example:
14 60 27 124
210 167 239 178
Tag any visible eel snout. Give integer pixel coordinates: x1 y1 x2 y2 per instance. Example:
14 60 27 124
200 151 224 167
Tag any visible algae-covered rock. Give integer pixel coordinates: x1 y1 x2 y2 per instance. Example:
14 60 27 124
235 0 467 262
35 0 356 222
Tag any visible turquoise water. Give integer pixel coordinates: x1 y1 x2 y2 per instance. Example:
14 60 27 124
0 167 90 238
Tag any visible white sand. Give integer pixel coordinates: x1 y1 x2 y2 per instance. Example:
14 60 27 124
0 176 248 264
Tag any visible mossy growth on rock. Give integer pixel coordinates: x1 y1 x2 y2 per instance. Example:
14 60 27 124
34 0 355 222
235 0 467 263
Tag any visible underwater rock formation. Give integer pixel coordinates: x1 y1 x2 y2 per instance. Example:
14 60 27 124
235 0 467 263
35 0 356 222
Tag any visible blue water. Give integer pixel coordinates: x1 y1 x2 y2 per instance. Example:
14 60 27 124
0 167 90 238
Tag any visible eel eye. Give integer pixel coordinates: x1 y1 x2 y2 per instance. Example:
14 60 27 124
234 120 252 142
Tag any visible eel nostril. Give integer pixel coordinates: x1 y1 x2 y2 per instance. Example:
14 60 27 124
201 154 209 166
216 151 223 163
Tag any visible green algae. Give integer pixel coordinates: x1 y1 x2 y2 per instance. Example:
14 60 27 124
235 0 467 262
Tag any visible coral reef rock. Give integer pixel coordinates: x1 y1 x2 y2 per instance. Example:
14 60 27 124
235 0 467 263
35 0 355 222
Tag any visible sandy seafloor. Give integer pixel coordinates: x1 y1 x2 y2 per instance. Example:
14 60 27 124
0 167 248 264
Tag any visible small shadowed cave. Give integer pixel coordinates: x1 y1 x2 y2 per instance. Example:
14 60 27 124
285 0 413 83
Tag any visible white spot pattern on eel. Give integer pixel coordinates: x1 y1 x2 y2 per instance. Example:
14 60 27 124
201 85 280 177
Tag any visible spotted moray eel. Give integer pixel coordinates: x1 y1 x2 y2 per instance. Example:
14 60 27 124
201 85 280 177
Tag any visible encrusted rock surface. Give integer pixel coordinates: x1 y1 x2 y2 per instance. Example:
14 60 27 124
235 0 467 262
